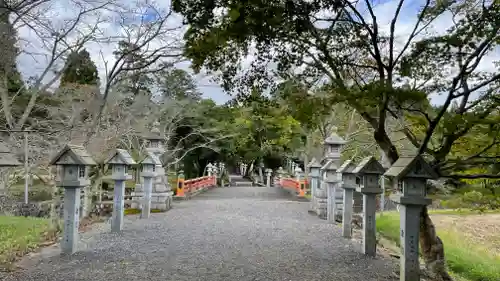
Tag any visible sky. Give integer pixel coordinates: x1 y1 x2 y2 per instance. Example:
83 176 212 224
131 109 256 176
13 0 500 106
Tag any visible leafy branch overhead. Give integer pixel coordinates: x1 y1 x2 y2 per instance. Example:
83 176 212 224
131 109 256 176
173 0 500 179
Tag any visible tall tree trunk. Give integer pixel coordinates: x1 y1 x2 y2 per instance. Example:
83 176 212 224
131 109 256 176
419 207 453 281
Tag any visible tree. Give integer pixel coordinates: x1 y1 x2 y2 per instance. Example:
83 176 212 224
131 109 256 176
226 90 303 176
173 0 500 279
155 67 201 101
0 0 113 131
60 49 99 86
112 41 155 100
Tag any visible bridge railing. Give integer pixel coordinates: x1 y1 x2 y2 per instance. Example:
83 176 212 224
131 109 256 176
176 175 216 198
279 177 308 198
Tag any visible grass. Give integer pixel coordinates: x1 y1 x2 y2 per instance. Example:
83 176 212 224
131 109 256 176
376 211 500 281
0 216 55 269
123 208 165 215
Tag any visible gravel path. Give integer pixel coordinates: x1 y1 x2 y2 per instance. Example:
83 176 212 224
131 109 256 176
4 186 397 281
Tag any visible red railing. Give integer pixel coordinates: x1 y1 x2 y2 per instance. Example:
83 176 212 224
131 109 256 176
279 177 308 197
177 175 216 197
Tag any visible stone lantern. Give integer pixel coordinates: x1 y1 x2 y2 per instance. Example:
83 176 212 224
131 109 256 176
134 121 172 212
105 149 136 232
219 163 226 187
385 155 437 281
323 127 347 162
352 156 386 256
294 165 303 181
207 163 214 176
307 158 321 214
265 168 273 187
276 166 284 186
317 129 346 221
337 159 357 238
242 163 248 176
321 158 341 223
139 152 161 219
143 121 164 157
49 144 96 254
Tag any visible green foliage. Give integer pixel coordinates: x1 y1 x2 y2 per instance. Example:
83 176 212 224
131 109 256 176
113 40 154 98
156 67 201 100
0 216 54 268
60 49 99 86
441 191 500 212
272 80 332 132
227 91 303 163
174 0 500 181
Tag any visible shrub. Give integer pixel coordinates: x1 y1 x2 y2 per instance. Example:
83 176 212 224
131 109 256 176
441 197 466 210
441 191 499 212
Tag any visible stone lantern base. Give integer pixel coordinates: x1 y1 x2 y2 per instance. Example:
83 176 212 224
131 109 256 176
131 175 173 212
316 186 328 219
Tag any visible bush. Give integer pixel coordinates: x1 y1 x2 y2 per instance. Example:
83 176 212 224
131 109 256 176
441 197 467 210
441 191 500 212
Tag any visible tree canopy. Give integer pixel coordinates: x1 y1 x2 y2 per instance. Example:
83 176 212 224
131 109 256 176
173 0 500 180
61 49 99 86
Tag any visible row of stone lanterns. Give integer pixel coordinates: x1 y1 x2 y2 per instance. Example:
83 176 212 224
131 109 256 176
306 129 438 281
50 144 169 254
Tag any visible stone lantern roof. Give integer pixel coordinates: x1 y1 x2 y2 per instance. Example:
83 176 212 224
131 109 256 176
385 154 438 179
352 156 385 175
338 159 356 174
105 149 136 165
49 144 96 166
307 158 322 168
323 127 347 145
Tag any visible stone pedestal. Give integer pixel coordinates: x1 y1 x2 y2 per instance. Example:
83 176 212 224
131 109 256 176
392 195 432 281
111 179 125 232
333 183 343 219
316 184 328 219
141 176 153 219
309 175 319 213
327 181 338 223
341 184 356 238
132 175 173 211
62 187 81 254
356 186 382 256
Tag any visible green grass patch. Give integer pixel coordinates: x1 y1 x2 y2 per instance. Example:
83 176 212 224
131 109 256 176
0 216 54 268
376 212 500 281
124 208 141 215
123 208 165 215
